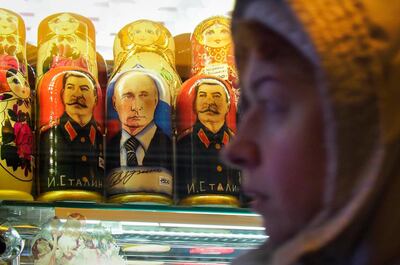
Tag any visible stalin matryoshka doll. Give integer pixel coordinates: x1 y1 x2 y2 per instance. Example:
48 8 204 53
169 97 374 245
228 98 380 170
191 16 239 103
36 13 104 202
0 8 34 201
176 75 241 206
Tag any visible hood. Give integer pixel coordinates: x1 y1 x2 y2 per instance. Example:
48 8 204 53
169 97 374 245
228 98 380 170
232 0 400 264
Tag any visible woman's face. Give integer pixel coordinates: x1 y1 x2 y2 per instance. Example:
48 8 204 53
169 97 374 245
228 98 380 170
223 23 326 246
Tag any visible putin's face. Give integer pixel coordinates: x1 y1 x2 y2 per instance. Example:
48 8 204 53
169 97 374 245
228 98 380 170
113 73 158 135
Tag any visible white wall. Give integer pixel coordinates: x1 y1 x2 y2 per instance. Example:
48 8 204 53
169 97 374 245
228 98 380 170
0 0 235 59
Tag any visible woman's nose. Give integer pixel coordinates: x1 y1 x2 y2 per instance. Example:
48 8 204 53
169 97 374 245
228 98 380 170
222 133 260 170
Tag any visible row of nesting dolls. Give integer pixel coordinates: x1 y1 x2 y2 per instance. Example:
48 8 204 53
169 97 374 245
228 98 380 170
0 8 242 206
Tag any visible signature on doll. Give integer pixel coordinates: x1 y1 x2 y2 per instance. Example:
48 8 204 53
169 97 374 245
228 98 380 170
109 168 162 187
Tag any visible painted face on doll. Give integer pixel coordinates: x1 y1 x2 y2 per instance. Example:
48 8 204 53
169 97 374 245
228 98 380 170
113 72 159 136
202 23 231 48
49 13 79 35
6 69 30 99
62 72 97 125
128 22 159 46
223 22 326 246
195 82 230 133
0 10 17 35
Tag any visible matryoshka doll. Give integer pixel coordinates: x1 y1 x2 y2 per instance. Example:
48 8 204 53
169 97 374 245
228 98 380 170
105 20 177 205
36 13 105 202
175 75 241 206
106 69 174 204
0 8 34 201
191 16 239 103
111 19 181 105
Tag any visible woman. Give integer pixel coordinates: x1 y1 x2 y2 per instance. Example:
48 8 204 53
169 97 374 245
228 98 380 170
223 0 400 264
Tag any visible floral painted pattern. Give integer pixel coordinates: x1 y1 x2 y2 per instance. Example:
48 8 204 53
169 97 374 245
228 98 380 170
0 63 33 179
0 99 33 177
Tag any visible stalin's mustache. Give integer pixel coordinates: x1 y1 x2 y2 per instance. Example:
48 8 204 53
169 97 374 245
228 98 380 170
198 104 220 114
66 96 87 108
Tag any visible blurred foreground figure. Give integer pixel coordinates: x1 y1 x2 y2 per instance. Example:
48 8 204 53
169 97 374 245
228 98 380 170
223 0 400 264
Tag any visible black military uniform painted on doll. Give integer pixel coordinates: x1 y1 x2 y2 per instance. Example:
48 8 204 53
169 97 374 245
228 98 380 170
39 112 103 192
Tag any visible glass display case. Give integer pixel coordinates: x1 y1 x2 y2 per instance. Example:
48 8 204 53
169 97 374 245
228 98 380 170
0 201 266 264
